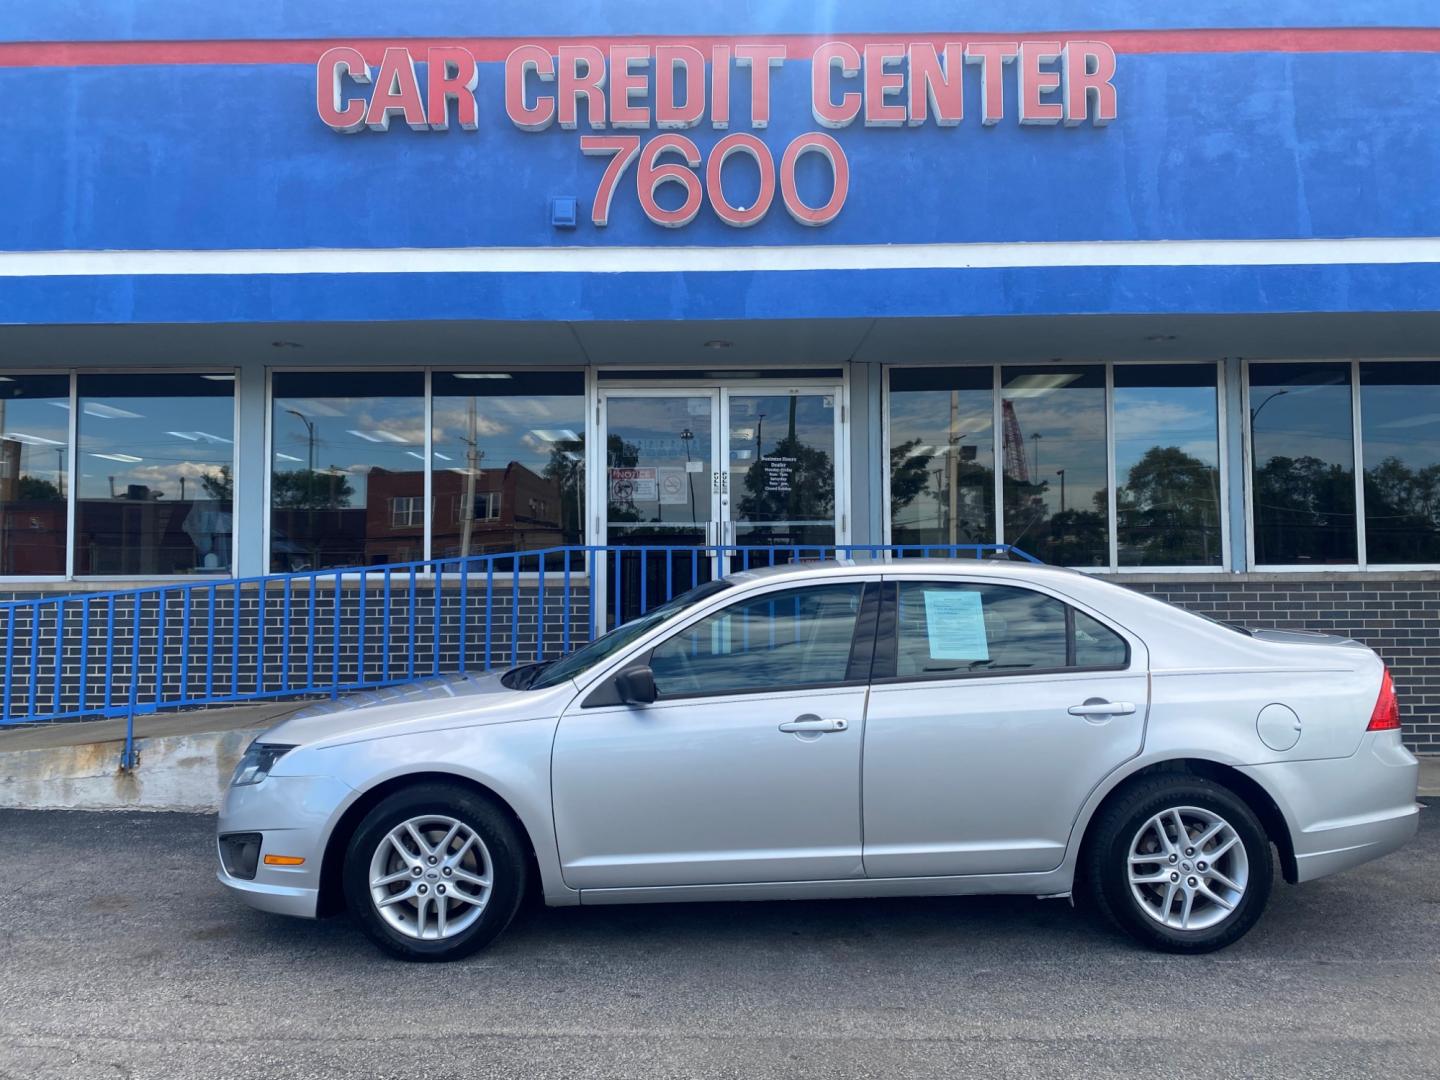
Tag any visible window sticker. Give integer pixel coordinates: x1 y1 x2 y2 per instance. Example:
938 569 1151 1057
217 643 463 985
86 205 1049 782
923 590 990 661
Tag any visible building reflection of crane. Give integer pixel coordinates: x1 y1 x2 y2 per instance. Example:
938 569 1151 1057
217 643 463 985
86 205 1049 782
1001 400 1030 482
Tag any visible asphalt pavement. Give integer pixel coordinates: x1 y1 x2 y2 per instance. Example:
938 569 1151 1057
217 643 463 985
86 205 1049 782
1 804 1437 1080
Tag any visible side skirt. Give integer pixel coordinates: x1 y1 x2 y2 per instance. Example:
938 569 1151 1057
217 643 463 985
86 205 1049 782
576 869 1073 906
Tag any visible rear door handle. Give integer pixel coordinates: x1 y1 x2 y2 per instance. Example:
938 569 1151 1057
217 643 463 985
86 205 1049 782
779 717 849 734
1068 699 1136 718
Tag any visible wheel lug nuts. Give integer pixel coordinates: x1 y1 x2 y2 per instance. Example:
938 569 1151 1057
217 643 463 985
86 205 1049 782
1185 847 1195 857
1170 872 1180 882
427 856 438 865
437 885 446 895
1197 861 1207 872
1187 877 1198 887
417 884 428 894
442 867 453 877
1169 854 1178 863
411 866 422 876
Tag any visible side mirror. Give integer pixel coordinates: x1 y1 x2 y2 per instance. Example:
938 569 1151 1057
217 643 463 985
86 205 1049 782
614 665 657 706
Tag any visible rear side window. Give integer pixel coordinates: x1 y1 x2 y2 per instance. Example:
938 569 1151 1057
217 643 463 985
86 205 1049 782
891 582 1129 680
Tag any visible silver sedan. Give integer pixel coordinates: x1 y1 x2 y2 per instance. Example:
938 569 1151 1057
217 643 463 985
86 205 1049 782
217 561 1420 960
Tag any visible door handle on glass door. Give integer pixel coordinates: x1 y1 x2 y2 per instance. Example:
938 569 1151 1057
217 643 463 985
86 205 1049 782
1067 699 1136 717
778 717 849 734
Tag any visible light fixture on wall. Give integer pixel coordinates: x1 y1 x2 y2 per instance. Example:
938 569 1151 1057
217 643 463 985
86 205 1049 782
703 339 733 350
451 373 513 380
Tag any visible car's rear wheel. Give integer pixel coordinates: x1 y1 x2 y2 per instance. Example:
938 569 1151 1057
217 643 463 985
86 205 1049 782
342 783 527 961
1083 776 1273 953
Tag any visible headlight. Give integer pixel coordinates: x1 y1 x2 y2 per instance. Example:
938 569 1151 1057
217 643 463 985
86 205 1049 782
231 742 297 787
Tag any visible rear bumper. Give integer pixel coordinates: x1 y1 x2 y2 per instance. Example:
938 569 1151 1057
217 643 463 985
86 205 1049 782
1239 731 1421 884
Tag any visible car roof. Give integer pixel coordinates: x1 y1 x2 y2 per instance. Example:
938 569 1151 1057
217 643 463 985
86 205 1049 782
726 557 1085 588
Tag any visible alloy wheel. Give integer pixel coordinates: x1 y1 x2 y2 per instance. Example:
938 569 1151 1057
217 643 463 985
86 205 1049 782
1126 805 1249 932
367 814 493 940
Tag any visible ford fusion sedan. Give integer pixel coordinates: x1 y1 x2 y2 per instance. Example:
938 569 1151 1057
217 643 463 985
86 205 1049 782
217 561 1420 960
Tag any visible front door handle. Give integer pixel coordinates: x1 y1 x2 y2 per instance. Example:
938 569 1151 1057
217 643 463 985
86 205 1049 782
778 716 849 734
1067 699 1136 718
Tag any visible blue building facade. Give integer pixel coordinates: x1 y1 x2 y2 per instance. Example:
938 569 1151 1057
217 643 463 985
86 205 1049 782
1 2 1438 746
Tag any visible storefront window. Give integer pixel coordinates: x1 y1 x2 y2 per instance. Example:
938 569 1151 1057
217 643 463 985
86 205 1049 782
1001 366 1108 566
1114 364 1223 566
1359 361 1440 564
431 371 585 558
270 372 425 571
1248 362 1357 565
74 373 235 575
887 368 995 548
0 375 70 575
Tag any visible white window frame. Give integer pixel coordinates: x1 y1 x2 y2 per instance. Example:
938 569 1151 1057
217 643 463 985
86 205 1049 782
881 360 1231 574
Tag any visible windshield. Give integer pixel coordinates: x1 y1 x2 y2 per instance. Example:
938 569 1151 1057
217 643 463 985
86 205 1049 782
528 579 733 690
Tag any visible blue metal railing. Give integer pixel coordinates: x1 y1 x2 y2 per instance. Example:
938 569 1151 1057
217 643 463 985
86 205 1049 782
0 542 1036 764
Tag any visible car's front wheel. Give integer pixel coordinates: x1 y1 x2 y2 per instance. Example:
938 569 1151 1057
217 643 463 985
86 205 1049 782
1084 776 1273 953
342 783 528 961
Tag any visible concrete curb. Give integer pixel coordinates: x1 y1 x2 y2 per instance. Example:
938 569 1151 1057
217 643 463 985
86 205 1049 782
0 725 266 813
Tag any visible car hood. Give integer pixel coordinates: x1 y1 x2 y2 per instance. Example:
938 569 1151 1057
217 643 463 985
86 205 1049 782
260 672 571 748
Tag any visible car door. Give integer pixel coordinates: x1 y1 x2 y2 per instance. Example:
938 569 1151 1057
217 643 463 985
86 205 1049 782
861 577 1149 878
551 579 879 890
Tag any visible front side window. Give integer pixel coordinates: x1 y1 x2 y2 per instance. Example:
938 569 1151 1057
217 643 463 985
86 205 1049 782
74 373 235 575
270 372 425 572
648 583 865 698
892 581 1127 680
0 375 70 575
1248 362 1357 565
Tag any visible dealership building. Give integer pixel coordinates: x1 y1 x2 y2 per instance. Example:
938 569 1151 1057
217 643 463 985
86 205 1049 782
1 1 1438 750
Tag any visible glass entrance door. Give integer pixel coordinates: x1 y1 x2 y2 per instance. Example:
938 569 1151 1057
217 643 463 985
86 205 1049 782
722 389 842 572
600 390 721 623
597 384 846 626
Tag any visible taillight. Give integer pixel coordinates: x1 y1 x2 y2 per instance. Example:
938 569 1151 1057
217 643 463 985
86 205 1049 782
1367 668 1401 731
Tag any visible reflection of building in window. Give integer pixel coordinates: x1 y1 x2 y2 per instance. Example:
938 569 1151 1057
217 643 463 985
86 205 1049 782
390 495 426 529
364 463 566 563
458 491 502 522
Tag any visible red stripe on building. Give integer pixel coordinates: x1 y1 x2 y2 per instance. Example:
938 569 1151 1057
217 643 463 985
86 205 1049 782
1 28 1439 68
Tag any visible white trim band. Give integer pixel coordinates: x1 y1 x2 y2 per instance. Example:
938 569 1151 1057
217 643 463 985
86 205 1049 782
2 237 1440 277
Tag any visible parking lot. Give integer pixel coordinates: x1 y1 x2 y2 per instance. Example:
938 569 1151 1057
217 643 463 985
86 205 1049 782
1 804 1437 1080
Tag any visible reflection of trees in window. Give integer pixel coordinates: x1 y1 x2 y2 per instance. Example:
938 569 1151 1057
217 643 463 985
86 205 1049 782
1116 446 1222 565
1253 454 1356 564
270 469 355 510
1364 456 1440 562
542 435 585 540
737 432 833 529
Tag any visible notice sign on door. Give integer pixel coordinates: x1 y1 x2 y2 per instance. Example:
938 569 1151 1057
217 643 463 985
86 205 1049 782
658 468 689 505
609 467 657 502
923 589 990 661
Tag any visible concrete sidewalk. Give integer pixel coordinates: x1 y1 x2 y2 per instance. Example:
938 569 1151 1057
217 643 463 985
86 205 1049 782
0 701 305 813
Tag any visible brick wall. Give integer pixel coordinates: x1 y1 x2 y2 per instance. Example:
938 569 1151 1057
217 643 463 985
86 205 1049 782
1121 573 1440 754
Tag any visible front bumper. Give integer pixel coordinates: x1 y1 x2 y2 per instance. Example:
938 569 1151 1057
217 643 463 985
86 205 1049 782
216 772 354 920
1240 731 1421 884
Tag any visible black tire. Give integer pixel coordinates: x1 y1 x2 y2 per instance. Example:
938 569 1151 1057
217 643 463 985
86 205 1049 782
1082 775 1273 953
342 782 528 962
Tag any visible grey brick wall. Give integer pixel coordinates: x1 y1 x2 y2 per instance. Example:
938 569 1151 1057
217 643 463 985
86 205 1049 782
1120 573 1440 754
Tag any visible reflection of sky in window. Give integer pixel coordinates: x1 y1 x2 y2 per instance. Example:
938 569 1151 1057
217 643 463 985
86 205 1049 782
1249 365 1353 471
76 395 234 501
1361 388 1440 470
432 396 585 473
1114 387 1219 489
888 392 995 457
0 383 70 489
272 396 424 504
1002 369 1106 510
